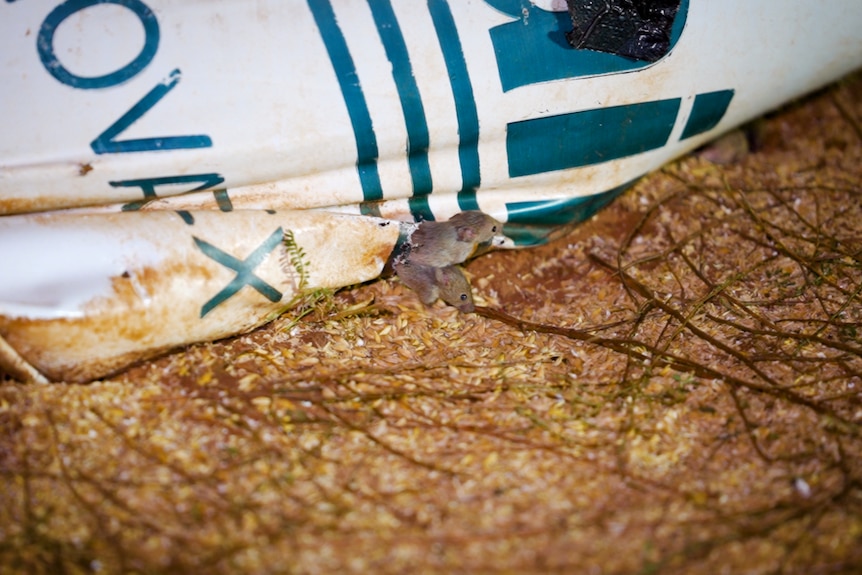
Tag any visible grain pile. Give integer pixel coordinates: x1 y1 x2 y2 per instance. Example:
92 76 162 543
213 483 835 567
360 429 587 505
2 73 861 574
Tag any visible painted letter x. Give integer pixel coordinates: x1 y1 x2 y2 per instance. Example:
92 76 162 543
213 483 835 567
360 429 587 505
194 227 284 318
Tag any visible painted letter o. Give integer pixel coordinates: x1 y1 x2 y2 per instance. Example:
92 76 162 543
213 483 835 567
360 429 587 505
37 0 159 89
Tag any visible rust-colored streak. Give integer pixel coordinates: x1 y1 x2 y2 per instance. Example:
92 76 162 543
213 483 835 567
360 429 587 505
0 259 222 382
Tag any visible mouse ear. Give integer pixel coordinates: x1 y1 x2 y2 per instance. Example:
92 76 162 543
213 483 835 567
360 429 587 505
455 226 477 242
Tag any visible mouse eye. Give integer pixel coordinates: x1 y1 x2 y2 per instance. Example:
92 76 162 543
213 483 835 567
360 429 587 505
491 225 498 233
460 293 468 301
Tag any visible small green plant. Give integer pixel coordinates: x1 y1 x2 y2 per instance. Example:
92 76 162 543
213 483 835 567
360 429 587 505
277 287 335 331
282 229 310 292
267 230 335 328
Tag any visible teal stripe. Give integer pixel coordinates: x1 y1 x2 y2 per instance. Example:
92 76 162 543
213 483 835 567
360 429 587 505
308 0 382 201
680 89 735 140
507 99 680 177
213 189 233 212
428 0 481 209
503 179 636 246
368 0 433 196
359 202 382 217
408 196 434 221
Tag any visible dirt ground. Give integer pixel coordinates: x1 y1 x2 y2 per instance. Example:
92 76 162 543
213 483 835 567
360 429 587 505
2 72 861 574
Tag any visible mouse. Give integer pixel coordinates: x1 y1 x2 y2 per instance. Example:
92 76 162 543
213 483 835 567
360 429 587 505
407 211 502 267
393 260 475 313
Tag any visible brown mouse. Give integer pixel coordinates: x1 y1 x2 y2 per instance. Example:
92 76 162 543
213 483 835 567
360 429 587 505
407 211 502 267
393 261 475 313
